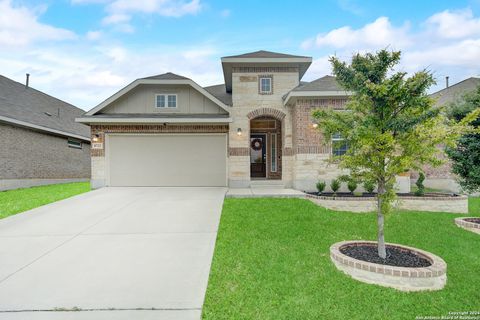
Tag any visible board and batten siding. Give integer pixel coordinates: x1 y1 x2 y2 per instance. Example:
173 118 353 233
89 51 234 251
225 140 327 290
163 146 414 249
100 84 228 115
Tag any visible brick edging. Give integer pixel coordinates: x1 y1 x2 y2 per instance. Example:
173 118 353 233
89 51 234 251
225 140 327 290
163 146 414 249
455 217 480 232
306 193 467 201
330 241 447 279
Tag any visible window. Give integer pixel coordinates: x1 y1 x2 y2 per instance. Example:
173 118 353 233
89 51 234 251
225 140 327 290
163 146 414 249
68 138 82 149
332 133 348 156
155 94 177 108
167 94 177 108
271 133 277 172
251 119 276 130
259 76 272 94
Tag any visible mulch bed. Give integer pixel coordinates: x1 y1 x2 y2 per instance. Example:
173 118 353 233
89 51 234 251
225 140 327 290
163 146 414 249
340 244 432 268
307 192 458 198
464 218 480 224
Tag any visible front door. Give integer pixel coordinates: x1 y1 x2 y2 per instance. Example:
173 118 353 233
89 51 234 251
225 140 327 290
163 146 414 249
250 134 266 178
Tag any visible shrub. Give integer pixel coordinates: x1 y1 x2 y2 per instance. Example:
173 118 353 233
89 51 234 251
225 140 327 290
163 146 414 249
316 181 326 194
330 179 341 194
347 180 357 194
415 172 425 196
363 180 376 194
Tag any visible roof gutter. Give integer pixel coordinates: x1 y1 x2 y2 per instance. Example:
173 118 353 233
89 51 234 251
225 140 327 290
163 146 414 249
0 115 90 141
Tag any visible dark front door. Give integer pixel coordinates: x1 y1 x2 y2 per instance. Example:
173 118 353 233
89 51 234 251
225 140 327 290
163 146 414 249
250 134 266 178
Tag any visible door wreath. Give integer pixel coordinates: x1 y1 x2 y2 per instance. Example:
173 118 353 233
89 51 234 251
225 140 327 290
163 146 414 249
251 138 263 151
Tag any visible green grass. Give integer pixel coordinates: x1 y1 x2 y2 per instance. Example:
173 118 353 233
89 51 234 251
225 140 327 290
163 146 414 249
0 182 90 219
203 197 480 320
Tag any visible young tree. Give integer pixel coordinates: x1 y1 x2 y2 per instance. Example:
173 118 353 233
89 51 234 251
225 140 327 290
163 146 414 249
313 50 479 259
445 86 480 193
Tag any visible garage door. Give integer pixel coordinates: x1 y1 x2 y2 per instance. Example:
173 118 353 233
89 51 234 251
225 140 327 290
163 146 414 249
107 134 227 187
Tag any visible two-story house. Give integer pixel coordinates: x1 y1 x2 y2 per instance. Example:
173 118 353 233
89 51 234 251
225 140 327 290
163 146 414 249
77 50 354 191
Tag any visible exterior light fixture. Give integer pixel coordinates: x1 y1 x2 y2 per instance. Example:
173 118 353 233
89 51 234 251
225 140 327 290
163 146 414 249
237 128 242 136
312 123 319 129
92 134 100 142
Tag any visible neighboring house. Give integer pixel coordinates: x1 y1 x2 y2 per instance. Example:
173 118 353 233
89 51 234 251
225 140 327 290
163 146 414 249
0 74 91 191
77 50 405 191
418 77 480 192
430 77 480 107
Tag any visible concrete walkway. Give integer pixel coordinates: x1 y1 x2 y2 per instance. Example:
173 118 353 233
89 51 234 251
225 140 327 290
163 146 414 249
0 187 226 320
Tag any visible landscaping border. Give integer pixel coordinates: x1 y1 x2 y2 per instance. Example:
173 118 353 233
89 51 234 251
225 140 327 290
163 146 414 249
330 240 447 291
454 217 480 234
307 193 468 213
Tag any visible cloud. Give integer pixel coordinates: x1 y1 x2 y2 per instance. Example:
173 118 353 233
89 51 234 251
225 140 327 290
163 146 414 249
86 30 102 40
220 9 231 18
101 13 130 25
76 0 203 31
0 0 75 47
107 0 201 17
301 17 411 50
425 8 480 39
301 9 480 92
337 0 364 16
0 1 219 110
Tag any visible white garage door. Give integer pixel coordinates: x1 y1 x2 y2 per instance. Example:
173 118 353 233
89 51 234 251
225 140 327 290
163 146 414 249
107 134 227 187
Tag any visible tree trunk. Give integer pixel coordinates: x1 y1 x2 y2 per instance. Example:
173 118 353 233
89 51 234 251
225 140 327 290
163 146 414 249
377 181 387 259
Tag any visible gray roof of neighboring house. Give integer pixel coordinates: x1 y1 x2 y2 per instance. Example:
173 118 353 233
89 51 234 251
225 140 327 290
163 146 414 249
429 77 480 107
140 72 191 81
222 50 311 59
0 74 90 139
292 75 343 92
203 84 232 106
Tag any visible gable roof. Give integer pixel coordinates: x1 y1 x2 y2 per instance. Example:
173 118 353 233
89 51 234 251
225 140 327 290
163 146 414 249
0 74 90 141
429 77 480 107
81 72 231 119
222 50 311 59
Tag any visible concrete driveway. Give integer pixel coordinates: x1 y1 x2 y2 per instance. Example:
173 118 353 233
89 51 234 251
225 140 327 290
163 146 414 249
0 187 226 320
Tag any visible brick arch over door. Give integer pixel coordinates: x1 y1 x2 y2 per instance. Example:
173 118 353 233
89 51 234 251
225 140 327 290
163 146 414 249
246 107 286 121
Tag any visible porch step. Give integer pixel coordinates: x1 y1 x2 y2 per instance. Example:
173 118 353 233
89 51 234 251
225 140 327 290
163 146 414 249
250 180 285 188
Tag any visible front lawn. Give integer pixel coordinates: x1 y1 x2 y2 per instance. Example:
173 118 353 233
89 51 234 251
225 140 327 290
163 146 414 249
0 182 91 219
203 197 480 320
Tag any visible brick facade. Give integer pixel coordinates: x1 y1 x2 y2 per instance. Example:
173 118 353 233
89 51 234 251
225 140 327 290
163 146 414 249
292 98 348 155
0 123 90 179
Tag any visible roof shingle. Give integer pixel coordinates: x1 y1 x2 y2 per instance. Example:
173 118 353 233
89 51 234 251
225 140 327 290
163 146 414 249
140 72 191 81
292 75 343 92
0 75 89 138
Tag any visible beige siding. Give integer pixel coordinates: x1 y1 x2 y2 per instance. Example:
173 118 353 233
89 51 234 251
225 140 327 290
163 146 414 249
101 84 227 115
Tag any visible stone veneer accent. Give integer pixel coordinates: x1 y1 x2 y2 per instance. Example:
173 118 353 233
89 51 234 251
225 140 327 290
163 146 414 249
455 217 480 234
330 240 447 291
307 193 468 213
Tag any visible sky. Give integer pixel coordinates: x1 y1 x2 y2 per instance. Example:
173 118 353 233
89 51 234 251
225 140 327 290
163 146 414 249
1 0 480 110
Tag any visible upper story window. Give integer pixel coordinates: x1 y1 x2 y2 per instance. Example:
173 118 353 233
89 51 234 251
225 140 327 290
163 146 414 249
259 76 273 94
332 133 348 156
155 94 177 108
